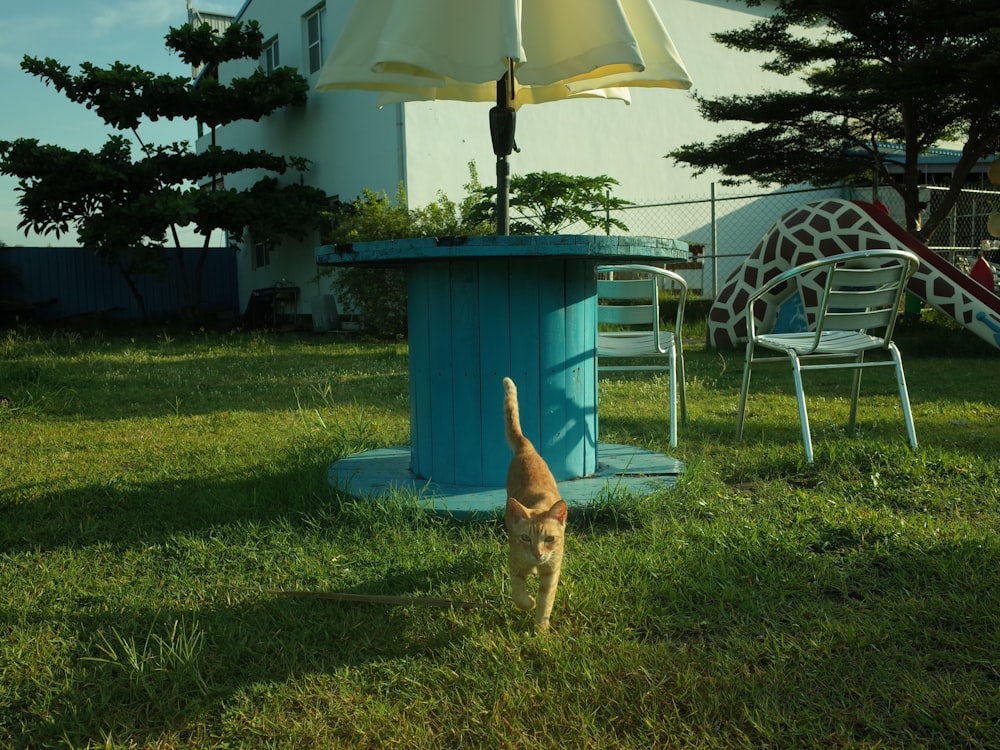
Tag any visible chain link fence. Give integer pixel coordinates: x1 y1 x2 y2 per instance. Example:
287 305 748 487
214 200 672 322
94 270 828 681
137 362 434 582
583 182 1000 298
924 185 1000 269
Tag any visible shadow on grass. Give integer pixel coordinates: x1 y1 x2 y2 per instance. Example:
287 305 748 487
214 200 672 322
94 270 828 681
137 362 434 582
2 334 411 421
8 570 489 748
5 464 1000 746
3 436 499 745
607 531 1000 747
0 445 352 553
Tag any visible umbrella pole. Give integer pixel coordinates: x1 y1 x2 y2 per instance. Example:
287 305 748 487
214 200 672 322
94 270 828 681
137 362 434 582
490 65 516 235
496 155 510 236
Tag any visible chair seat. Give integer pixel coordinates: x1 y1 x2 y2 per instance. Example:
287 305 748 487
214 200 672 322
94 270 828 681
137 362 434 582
598 331 676 358
735 248 920 463
755 330 886 356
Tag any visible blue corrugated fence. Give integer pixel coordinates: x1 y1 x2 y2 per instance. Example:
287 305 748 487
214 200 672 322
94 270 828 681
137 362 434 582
0 246 237 323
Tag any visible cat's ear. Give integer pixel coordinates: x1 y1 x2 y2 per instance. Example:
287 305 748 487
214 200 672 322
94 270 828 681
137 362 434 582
506 496 529 521
549 499 568 524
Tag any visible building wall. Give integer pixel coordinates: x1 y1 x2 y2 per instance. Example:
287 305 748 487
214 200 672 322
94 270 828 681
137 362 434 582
205 0 797 324
400 0 781 210
203 0 407 321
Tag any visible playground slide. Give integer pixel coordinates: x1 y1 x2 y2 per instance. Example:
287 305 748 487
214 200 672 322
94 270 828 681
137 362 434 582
707 198 1000 349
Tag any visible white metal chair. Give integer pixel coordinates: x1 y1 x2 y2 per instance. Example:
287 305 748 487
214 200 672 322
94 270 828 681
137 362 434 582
735 248 921 462
596 264 687 448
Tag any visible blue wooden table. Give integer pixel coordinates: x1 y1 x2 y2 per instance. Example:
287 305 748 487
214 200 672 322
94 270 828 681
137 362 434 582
315 234 688 516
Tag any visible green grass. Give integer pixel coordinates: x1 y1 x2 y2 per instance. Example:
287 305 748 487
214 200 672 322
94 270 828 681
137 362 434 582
1 324 998 749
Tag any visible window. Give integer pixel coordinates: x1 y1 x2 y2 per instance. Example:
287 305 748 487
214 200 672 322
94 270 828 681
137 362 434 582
305 4 326 74
252 238 272 270
262 36 279 73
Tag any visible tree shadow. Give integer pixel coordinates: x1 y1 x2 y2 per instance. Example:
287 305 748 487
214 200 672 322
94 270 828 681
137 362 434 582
614 532 1000 746
8 562 494 748
2 333 411 420
0 448 348 553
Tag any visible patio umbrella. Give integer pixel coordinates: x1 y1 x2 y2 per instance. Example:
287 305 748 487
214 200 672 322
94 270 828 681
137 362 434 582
316 0 692 234
316 0 691 234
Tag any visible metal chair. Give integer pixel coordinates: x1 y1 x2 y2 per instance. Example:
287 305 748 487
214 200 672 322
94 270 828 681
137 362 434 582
735 248 921 462
596 264 687 448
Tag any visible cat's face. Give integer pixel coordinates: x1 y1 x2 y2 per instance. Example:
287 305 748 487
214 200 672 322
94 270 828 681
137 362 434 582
507 498 567 564
512 519 562 563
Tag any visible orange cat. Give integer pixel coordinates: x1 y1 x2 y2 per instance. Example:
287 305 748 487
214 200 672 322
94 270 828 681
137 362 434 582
502 377 568 633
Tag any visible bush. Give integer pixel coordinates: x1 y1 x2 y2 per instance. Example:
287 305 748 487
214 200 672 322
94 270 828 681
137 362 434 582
322 184 489 338
322 167 633 338
894 305 1000 358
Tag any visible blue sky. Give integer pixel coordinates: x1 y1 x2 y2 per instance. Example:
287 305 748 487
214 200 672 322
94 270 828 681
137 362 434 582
0 0 242 247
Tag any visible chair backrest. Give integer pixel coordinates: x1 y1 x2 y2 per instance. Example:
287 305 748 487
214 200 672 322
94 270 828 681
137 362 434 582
596 264 687 337
749 248 920 349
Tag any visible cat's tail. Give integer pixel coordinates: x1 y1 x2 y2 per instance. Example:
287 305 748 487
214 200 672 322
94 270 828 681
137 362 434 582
503 377 526 451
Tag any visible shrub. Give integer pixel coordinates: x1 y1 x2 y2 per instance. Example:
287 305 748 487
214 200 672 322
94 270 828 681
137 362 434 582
322 183 489 338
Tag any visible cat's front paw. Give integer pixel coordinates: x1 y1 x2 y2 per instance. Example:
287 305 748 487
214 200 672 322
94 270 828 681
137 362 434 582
513 592 535 611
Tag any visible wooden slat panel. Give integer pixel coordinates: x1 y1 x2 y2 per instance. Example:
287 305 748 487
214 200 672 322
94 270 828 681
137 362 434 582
563 260 597 476
426 264 457 484
539 259 570 470
3 246 237 321
406 265 433 480
584 262 599 468
477 260 513 487
508 260 542 446
449 261 484 487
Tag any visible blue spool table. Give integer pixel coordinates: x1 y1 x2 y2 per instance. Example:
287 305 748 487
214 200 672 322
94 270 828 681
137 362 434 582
315 234 688 516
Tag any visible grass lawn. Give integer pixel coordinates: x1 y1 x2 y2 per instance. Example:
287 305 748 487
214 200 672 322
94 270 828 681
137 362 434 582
1 322 998 749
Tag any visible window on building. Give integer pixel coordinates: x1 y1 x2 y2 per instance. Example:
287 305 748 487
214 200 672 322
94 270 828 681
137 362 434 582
262 36 279 73
305 4 326 74
252 238 272 270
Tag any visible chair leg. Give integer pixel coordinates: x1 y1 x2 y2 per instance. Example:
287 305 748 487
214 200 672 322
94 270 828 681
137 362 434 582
789 351 815 463
677 347 687 424
735 341 754 441
847 352 864 436
890 343 918 449
668 347 678 449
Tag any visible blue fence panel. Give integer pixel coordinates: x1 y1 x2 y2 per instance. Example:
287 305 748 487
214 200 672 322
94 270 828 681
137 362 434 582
0 246 237 322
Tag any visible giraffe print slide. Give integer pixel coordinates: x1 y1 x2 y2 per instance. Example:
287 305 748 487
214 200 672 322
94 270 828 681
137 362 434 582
707 199 1000 350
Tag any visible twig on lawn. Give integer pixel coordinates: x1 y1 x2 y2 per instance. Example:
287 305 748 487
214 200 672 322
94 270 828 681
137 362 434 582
266 590 494 609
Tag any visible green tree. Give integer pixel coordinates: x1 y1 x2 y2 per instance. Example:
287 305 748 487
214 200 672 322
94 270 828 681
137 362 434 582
467 169 631 235
324 184 490 337
324 167 631 337
669 0 1000 240
0 21 328 321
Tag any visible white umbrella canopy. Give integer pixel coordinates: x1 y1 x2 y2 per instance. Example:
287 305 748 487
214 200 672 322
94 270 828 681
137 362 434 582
316 0 692 233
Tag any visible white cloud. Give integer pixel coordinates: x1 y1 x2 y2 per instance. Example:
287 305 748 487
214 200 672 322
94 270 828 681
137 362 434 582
91 0 188 36
90 0 242 37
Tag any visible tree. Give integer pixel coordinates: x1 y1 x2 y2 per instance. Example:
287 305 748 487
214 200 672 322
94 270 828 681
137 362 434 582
0 21 328 320
668 0 1000 241
323 166 626 337
466 168 632 235
324 183 491 337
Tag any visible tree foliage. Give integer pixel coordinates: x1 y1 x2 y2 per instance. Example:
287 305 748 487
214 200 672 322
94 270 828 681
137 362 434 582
467 169 631 235
669 0 1000 240
323 183 491 338
324 166 625 337
0 20 327 319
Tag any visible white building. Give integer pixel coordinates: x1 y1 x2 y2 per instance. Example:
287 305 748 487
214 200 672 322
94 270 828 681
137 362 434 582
201 0 794 327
